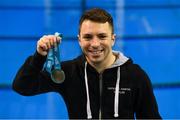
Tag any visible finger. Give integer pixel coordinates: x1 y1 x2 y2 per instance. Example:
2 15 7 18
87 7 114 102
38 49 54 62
38 39 48 51
53 35 58 46
56 36 61 44
47 35 59 47
48 35 55 47
43 36 51 49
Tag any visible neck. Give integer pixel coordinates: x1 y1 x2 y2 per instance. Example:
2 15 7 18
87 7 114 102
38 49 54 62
88 52 116 73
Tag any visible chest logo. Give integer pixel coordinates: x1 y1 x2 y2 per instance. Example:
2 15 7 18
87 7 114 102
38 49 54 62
107 87 131 94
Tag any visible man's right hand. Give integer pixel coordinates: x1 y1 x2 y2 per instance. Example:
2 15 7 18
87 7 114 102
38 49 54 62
37 35 61 56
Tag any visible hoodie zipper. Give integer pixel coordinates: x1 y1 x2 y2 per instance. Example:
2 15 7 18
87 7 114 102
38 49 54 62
99 73 103 119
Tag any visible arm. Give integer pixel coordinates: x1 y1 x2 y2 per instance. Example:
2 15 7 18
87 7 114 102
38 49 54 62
12 35 62 96
12 52 61 96
133 65 162 119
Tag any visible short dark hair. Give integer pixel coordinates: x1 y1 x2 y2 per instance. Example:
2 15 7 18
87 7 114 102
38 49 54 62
78 8 114 34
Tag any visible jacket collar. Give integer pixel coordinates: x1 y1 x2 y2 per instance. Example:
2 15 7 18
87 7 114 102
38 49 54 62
110 50 129 68
76 50 130 69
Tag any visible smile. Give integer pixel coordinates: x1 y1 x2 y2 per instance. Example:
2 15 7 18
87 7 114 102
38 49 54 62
89 50 103 56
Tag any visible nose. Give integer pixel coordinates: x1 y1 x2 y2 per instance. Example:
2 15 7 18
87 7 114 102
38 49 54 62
90 37 100 48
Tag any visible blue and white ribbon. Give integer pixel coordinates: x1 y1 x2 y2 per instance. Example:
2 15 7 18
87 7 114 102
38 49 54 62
43 32 65 83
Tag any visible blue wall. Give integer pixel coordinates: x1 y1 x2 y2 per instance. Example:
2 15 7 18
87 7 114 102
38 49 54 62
0 0 180 119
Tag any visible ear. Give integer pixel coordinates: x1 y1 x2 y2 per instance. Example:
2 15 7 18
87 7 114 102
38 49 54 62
111 34 116 46
77 34 82 46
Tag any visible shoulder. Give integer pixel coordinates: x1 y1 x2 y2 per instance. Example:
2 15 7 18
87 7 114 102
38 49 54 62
61 55 85 74
61 54 85 68
123 59 148 78
124 61 152 87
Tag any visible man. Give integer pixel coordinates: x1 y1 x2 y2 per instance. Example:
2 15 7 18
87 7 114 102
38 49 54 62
13 8 161 119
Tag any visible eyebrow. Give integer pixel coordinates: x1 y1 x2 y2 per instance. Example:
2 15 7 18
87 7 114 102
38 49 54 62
98 33 107 35
82 32 108 36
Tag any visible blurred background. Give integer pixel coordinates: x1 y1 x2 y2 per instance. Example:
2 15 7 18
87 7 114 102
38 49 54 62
0 0 180 119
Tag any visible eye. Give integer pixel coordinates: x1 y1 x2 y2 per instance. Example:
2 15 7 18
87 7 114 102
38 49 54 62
83 34 93 41
98 34 107 40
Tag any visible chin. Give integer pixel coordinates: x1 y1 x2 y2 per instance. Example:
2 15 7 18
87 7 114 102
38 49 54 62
89 58 103 64
85 53 104 63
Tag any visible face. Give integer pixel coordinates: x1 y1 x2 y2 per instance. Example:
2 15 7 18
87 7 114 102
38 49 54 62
78 20 115 65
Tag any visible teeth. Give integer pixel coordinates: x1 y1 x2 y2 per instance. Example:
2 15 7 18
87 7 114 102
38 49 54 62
92 50 101 54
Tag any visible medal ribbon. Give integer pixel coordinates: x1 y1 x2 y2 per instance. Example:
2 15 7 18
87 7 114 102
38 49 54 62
43 33 65 83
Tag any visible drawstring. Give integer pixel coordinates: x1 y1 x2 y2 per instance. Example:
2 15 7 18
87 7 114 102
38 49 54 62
84 62 92 119
114 67 120 117
84 62 120 119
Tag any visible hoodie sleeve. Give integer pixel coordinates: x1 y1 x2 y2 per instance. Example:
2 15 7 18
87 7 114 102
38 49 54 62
132 64 162 119
12 51 62 96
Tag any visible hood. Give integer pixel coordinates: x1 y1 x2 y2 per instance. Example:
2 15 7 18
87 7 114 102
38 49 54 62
76 50 132 69
110 50 131 68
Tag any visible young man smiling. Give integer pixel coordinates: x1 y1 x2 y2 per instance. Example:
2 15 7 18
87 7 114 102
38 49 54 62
78 20 116 73
13 8 162 119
